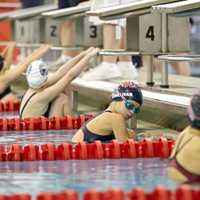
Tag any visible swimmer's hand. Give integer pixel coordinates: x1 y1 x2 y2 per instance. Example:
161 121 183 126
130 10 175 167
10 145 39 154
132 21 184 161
127 129 135 139
8 41 16 47
40 44 52 51
30 44 51 60
88 48 100 57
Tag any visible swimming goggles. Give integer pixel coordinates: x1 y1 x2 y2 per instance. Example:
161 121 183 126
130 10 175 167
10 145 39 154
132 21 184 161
124 99 140 114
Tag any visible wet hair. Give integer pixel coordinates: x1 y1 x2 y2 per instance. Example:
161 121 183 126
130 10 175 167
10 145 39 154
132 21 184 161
112 81 143 106
0 55 4 71
188 92 200 129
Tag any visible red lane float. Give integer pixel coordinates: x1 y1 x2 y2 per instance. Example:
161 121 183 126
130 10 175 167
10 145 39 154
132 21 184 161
0 115 93 132
0 139 174 161
0 101 20 112
0 186 200 200
10 194 31 200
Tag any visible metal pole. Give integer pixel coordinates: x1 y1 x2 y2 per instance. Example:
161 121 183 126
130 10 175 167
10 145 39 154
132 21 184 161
160 62 169 88
160 13 169 88
146 55 154 86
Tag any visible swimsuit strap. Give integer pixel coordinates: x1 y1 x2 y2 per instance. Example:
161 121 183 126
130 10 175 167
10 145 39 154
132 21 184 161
104 110 112 113
0 87 11 99
19 92 37 119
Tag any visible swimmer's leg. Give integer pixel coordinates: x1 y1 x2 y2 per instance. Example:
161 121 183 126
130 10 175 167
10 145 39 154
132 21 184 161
49 93 72 117
61 20 78 58
171 62 190 76
103 24 120 63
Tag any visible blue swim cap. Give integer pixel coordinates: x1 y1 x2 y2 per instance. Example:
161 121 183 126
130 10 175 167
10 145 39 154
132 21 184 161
112 81 143 106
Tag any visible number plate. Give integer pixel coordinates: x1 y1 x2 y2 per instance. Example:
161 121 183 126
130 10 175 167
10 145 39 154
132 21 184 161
15 19 43 43
45 19 60 45
76 17 102 47
140 13 161 52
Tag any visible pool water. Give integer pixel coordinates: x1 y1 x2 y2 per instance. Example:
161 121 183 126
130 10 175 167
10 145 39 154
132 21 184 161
0 130 75 145
0 158 179 196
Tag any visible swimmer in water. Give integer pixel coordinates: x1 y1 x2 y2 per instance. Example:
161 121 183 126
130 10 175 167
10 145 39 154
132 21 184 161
0 43 50 102
168 92 200 183
72 81 143 143
19 47 99 119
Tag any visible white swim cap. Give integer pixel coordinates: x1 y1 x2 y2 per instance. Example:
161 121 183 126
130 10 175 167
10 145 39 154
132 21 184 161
26 60 48 89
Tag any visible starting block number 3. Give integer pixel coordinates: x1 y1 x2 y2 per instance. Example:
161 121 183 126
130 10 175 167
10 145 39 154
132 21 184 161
89 25 97 38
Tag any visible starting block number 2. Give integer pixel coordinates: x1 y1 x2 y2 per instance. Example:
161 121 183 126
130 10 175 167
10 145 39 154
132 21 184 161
50 25 57 37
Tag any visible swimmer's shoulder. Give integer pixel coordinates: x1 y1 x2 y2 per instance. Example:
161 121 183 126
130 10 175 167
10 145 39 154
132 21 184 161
102 110 125 122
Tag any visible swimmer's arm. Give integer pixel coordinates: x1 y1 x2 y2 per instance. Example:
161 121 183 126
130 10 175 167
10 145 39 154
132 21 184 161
2 42 16 70
46 48 92 86
112 114 129 143
0 42 15 70
39 48 99 101
0 45 50 84
0 45 9 57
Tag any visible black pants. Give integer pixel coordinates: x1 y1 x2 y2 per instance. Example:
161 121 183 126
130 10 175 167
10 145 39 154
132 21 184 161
20 0 43 8
58 0 80 9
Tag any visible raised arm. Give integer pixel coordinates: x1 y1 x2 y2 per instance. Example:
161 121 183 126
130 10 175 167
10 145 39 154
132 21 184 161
47 47 94 86
0 44 9 58
40 47 99 101
2 42 16 70
0 45 51 84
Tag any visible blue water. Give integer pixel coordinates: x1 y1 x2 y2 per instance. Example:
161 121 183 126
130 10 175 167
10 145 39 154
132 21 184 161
0 130 75 145
0 112 18 118
0 159 179 196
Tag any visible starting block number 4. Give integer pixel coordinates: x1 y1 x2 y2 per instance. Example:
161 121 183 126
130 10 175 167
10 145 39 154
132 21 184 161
127 13 190 53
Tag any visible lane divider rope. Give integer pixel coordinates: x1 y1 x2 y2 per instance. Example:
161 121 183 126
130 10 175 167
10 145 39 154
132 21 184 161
0 138 175 161
0 115 93 131
0 185 197 200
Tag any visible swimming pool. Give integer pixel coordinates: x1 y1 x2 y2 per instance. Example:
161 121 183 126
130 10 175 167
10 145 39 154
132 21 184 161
0 128 179 198
0 158 178 196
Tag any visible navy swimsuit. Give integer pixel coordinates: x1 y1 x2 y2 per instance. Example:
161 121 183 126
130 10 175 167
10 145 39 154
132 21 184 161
82 110 115 143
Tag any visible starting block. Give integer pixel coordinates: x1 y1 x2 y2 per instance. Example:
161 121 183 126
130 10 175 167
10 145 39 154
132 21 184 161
42 2 102 47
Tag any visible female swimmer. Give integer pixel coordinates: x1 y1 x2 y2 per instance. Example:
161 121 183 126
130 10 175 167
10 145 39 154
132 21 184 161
0 43 50 102
168 92 200 183
72 81 143 143
19 47 99 119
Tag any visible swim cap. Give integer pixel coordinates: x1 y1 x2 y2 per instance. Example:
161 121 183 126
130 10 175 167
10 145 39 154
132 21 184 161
26 60 48 89
112 81 143 105
188 92 200 128
0 55 5 71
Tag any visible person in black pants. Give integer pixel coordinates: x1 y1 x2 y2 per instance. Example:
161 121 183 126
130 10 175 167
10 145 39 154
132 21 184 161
58 0 80 8
20 0 44 8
